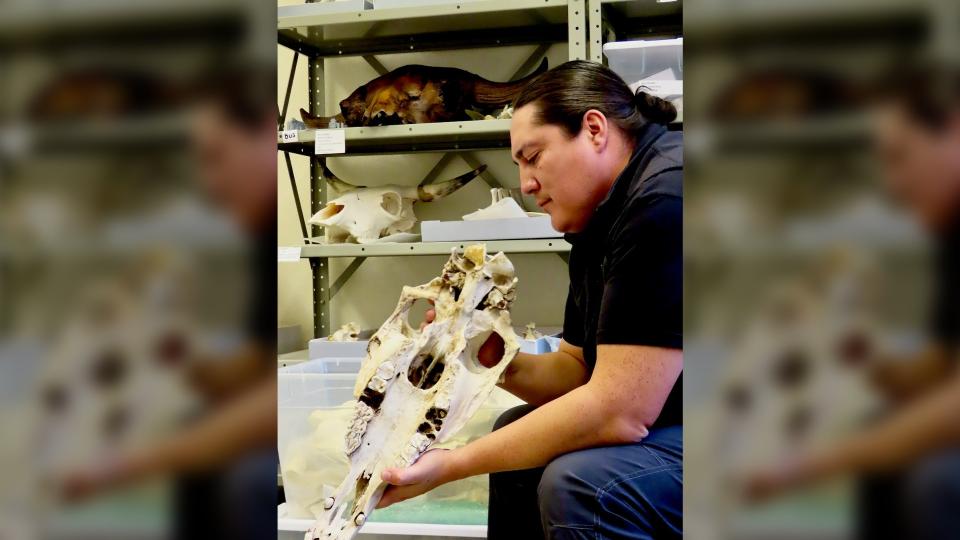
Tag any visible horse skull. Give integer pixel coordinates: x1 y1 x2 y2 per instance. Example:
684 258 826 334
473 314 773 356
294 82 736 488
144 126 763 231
305 244 519 540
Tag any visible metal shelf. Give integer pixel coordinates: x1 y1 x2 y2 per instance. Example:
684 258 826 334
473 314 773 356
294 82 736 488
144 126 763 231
278 119 511 156
300 239 571 258
279 0 575 57
279 0 569 30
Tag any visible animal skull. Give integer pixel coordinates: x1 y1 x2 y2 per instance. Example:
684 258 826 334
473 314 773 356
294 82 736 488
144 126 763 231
308 163 485 244
306 244 520 540
328 322 361 342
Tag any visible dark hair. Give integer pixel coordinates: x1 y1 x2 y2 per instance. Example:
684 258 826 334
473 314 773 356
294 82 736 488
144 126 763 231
878 63 960 130
512 60 676 143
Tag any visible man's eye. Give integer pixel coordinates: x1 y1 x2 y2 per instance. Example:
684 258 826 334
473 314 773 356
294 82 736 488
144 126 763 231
527 152 539 165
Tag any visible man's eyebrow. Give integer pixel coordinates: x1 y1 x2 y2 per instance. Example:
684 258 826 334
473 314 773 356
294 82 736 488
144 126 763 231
512 144 528 164
513 143 530 165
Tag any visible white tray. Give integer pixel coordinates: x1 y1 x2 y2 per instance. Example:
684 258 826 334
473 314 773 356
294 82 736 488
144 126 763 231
421 217 562 242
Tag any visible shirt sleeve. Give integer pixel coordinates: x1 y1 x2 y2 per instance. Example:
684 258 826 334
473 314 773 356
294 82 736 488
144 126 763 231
596 191 682 349
562 282 585 347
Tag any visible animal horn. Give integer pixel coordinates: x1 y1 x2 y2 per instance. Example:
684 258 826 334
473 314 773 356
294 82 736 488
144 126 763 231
299 108 346 129
473 58 548 106
416 165 486 202
320 162 363 193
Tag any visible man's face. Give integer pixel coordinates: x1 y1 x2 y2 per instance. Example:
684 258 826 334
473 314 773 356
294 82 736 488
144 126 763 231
192 105 276 233
876 106 960 233
510 104 612 233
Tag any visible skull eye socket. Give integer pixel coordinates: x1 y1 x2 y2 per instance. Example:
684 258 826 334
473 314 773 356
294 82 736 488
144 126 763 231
379 192 402 217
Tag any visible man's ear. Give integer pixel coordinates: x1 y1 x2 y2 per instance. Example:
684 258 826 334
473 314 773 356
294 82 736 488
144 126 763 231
581 109 608 151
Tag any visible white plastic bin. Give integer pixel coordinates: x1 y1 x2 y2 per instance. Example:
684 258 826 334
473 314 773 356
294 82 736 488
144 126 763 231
603 38 683 101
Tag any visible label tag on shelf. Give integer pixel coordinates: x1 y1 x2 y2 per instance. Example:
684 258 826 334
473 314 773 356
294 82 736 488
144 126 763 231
280 130 299 143
314 130 346 155
277 246 302 262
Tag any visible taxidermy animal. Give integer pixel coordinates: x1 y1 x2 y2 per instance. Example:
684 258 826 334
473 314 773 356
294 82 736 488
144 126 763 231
300 59 547 127
308 163 485 243
305 244 520 540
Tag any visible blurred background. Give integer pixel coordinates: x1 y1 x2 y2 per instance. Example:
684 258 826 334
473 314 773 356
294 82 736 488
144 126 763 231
0 1 276 539
685 0 959 539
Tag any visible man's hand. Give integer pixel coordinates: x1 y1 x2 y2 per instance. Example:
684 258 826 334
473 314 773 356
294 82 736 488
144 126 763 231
377 449 458 508
420 302 504 367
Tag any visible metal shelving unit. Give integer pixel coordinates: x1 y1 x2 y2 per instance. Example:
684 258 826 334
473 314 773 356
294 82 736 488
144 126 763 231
277 0 588 339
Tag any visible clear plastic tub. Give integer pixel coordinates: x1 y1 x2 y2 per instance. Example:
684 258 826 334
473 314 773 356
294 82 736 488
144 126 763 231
278 360 524 523
603 38 683 100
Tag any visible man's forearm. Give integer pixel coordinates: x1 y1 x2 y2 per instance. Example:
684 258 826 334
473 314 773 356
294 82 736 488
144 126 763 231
446 381 629 481
500 350 589 406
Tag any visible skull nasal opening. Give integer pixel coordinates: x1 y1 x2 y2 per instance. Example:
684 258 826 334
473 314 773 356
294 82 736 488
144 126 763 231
407 353 445 390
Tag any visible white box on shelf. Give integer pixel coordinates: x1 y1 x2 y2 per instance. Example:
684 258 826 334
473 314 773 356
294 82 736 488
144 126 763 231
308 338 368 359
603 38 683 100
421 216 562 242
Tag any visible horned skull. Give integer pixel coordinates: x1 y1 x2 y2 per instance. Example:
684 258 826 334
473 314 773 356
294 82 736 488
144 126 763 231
308 164 484 244
306 244 520 540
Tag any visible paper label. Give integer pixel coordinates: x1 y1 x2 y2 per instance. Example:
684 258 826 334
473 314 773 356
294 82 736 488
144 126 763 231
280 130 299 143
277 247 302 262
314 130 346 155
633 79 683 98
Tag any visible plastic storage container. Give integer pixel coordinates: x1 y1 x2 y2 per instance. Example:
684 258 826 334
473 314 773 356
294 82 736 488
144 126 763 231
278 359 524 524
603 38 683 101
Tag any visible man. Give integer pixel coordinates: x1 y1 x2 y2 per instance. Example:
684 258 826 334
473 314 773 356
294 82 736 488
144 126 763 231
744 68 960 540
377 61 684 540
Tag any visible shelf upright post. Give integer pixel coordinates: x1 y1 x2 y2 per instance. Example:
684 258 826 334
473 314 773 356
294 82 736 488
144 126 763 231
568 0 588 61
587 0 603 62
308 41 331 338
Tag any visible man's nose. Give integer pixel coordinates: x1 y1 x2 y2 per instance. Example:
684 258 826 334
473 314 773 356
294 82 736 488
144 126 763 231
519 170 539 195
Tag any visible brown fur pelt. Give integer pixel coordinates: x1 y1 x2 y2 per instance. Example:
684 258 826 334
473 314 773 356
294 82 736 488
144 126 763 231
301 59 547 127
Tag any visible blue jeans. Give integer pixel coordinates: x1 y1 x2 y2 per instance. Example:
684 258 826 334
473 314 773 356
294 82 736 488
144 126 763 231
488 405 682 540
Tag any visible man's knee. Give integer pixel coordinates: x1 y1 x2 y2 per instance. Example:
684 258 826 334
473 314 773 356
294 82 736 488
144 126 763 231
493 404 536 431
537 452 596 530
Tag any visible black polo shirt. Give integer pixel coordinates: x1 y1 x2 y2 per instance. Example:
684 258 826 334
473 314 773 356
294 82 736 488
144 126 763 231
562 122 682 428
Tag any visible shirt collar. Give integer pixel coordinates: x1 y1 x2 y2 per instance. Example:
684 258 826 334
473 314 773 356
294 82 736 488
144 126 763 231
564 122 666 245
